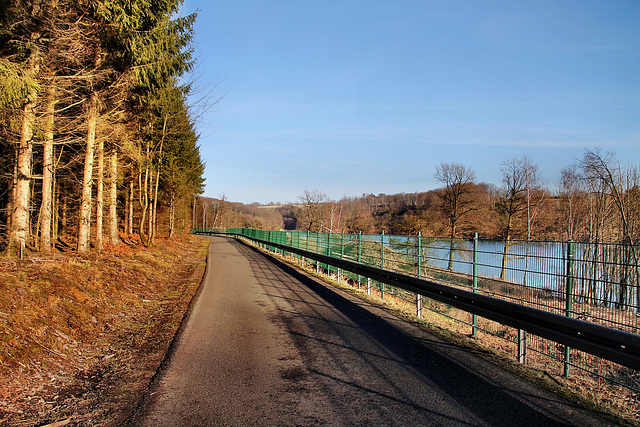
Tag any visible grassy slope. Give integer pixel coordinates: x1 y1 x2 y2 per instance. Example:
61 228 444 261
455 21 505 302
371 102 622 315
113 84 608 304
0 234 209 426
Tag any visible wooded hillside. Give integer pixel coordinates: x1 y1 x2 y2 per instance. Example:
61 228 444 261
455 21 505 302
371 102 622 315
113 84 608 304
293 152 639 245
0 0 205 256
201 152 640 246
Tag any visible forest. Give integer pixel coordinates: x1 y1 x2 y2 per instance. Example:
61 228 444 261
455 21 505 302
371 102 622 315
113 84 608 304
199 150 640 245
0 0 205 256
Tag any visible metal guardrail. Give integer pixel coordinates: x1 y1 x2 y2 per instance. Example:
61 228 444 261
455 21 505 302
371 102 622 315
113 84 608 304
198 230 640 372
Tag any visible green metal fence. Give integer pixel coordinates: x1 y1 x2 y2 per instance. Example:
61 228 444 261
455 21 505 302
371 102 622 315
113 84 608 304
194 227 640 393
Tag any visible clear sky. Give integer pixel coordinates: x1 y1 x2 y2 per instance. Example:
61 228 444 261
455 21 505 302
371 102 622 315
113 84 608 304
181 0 640 204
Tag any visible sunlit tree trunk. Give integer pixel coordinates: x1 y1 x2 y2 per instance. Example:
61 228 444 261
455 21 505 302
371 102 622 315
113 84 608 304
108 150 120 245
95 136 104 250
52 176 58 245
139 164 150 245
147 169 153 244
500 215 513 280
77 92 98 253
150 117 166 245
150 169 160 244
7 68 38 256
39 82 55 253
127 180 134 234
168 191 175 238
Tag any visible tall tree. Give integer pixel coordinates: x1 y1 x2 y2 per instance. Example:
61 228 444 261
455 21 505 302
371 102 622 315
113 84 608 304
1 1 47 256
39 81 55 253
579 149 640 308
434 162 476 269
496 155 544 280
298 190 329 232
0 0 205 256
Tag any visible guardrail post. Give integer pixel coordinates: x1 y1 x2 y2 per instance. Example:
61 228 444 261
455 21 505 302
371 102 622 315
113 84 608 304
518 329 527 364
473 233 478 337
381 230 385 300
417 232 422 318
357 231 362 289
565 240 574 378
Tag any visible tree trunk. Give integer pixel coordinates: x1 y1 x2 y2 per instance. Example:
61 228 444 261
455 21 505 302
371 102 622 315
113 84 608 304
127 180 134 234
5 15 42 257
169 191 175 238
6 148 18 236
39 83 55 253
139 167 149 245
60 196 67 236
6 81 38 256
500 214 513 280
95 135 104 250
108 150 120 245
52 176 58 246
77 92 98 253
147 169 154 245
150 169 160 244
447 221 456 270
149 118 166 245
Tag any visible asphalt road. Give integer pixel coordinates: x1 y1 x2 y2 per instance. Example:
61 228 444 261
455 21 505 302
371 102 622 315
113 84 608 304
130 236 613 426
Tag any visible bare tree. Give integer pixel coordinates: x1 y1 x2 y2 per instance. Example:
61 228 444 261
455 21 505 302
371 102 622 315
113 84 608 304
579 149 640 309
580 149 638 244
212 194 228 229
434 162 476 269
496 156 542 280
298 190 329 232
559 166 583 241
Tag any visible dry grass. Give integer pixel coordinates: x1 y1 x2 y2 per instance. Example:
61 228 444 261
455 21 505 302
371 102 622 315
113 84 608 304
0 234 209 426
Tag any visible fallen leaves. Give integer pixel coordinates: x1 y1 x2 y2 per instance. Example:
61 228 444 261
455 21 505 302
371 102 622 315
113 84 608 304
0 234 209 426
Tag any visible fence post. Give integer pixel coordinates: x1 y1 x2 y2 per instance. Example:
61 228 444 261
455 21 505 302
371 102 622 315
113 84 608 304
417 232 422 318
304 230 309 267
338 231 344 282
565 240 574 378
381 230 385 300
326 232 330 275
358 231 362 289
290 232 294 261
516 234 527 363
316 232 321 273
472 233 478 337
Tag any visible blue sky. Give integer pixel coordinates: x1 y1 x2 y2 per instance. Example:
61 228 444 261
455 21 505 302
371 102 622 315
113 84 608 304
181 0 640 204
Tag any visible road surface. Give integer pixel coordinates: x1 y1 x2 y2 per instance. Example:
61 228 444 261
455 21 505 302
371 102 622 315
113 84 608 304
130 236 613 426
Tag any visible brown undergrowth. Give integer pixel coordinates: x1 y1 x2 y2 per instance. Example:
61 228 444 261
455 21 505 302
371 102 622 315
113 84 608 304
0 234 209 426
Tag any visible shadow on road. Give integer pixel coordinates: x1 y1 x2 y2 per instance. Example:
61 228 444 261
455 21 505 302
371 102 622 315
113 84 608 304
230 238 610 427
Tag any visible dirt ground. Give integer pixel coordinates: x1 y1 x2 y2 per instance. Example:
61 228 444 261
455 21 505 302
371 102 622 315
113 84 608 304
0 234 209 427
